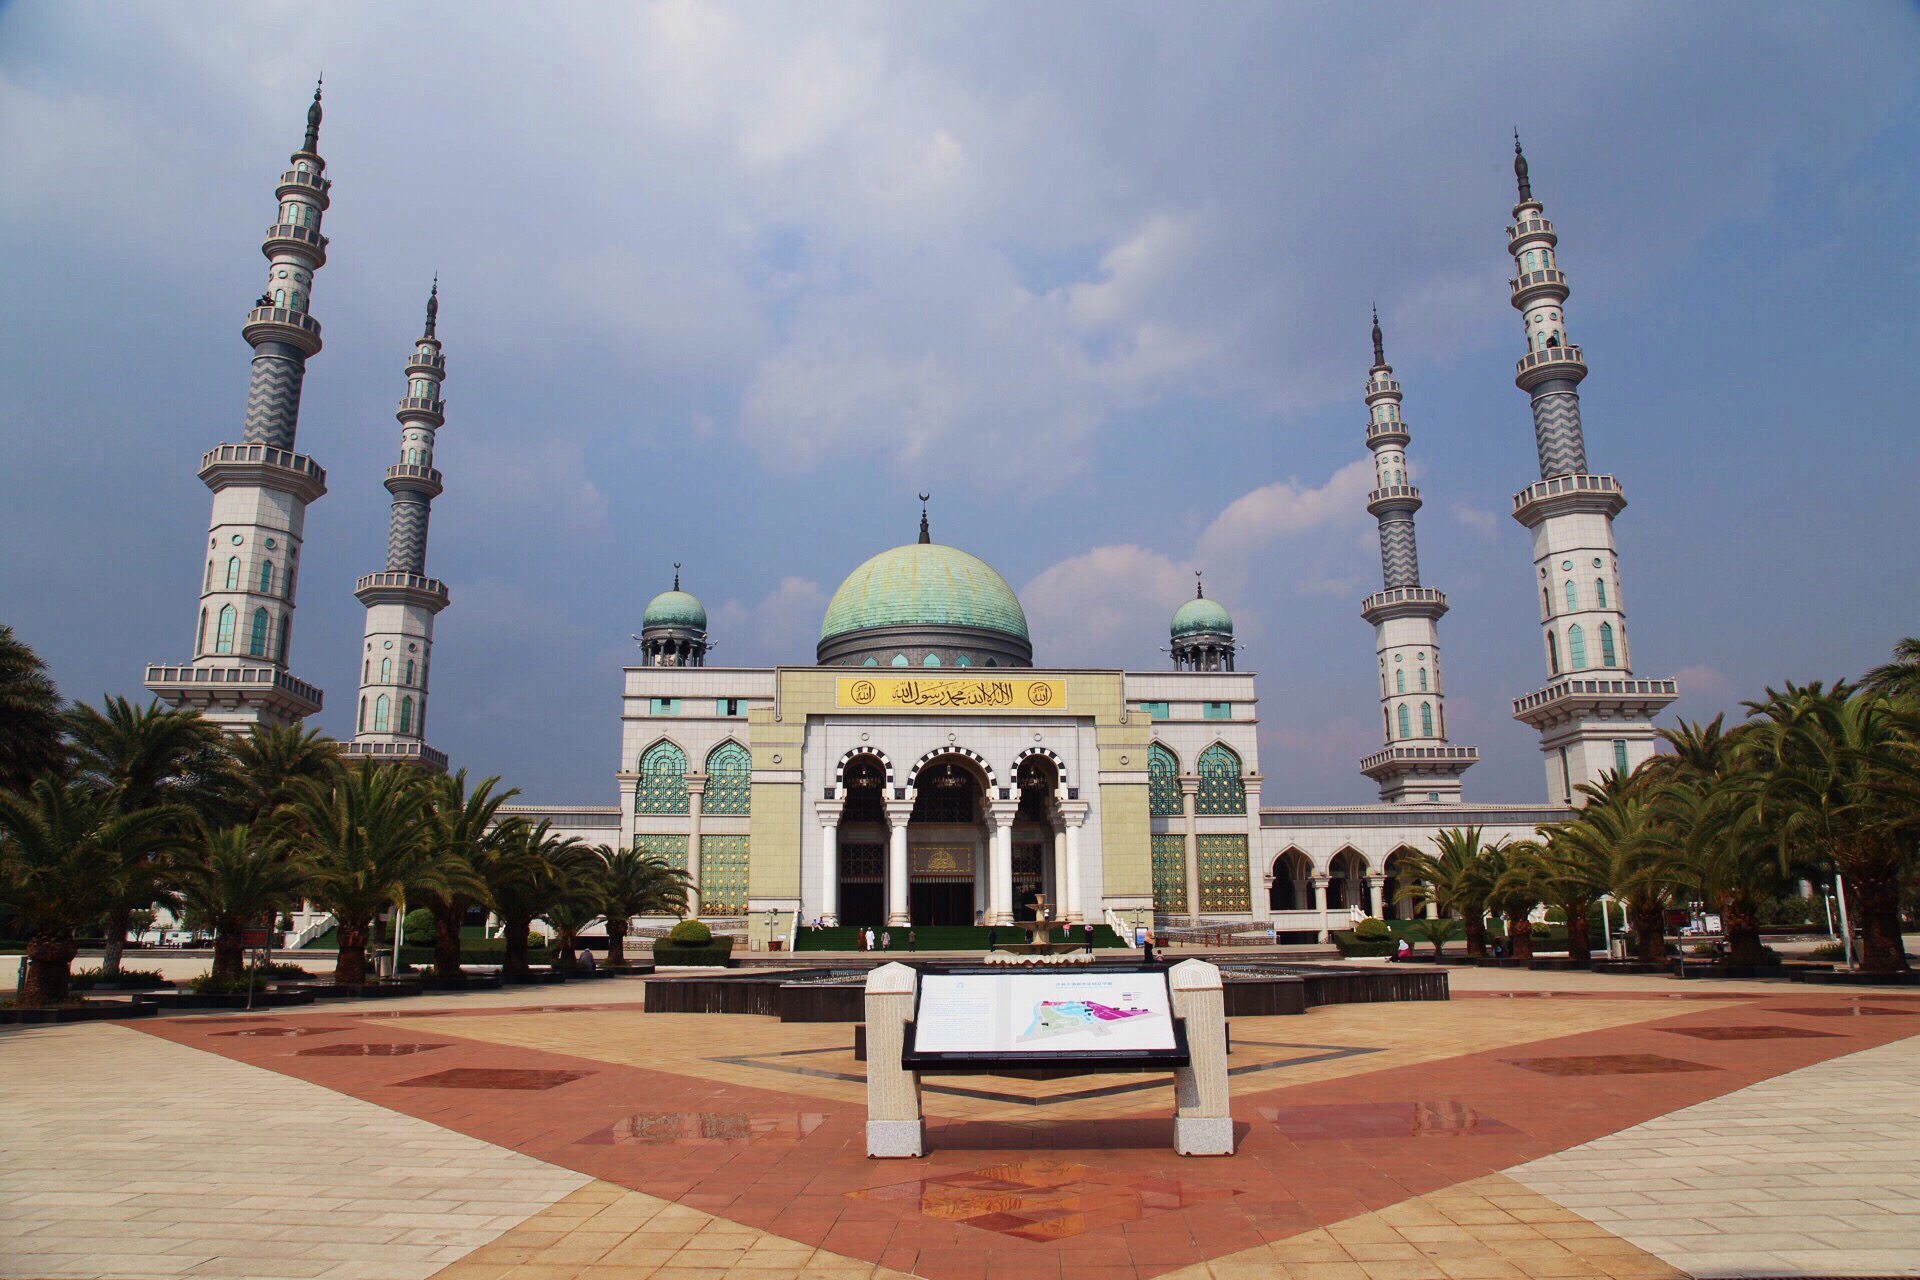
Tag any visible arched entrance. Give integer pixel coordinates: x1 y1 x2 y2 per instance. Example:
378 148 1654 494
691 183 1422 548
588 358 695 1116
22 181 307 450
1268 849 1313 912
1327 849 1372 914
1013 755 1063 922
1383 848 1420 920
834 754 888 927
906 754 987 926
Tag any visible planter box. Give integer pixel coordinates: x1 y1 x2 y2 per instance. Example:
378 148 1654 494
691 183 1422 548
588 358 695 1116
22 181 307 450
0 999 157 1025
415 973 505 991
136 989 317 1010
1672 961 1790 980
499 969 569 986
651 941 736 967
290 981 425 1000
1790 968 1920 986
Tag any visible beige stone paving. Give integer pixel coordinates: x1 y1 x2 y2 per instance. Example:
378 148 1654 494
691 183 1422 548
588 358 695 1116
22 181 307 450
1510 1030 1920 1279
425 1180 916 1280
1158 1171 1685 1280
0 1023 588 1280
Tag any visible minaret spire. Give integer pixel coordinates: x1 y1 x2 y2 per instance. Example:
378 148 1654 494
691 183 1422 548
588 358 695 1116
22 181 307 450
917 492 931 544
1503 143 1675 804
347 283 452 773
146 85 334 730
1357 313 1477 803
673 562 681 591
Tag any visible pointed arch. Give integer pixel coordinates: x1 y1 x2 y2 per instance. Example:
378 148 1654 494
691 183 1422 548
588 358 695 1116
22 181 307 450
921 652 941 666
380 657 392 683
1195 742 1245 815
248 607 270 657
373 694 390 732
1547 631 1560 674
398 696 414 734
224 557 240 590
1148 742 1181 817
703 739 752 815
1564 580 1578 611
214 604 237 654
1327 847 1371 911
1397 704 1411 738
1268 848 1313 911
1395 669 1405 694
259 561 275 595
635 739 690 814
1599 621 1617 666
1595 578 1608 609
1567 624 1587 669
357 697 366 732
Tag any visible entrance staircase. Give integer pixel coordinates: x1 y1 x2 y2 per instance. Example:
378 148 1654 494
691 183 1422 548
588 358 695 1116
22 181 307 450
795 924 1126 952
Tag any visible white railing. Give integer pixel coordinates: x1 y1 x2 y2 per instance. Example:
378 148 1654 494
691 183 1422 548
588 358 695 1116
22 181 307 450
289 914 335 949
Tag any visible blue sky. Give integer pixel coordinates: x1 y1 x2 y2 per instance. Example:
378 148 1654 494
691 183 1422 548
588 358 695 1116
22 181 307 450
2 2 1917 806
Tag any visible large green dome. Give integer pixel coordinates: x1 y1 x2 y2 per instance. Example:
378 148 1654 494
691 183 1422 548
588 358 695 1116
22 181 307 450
820 543 1029 643
1172 595 1233 638
643 589 707 631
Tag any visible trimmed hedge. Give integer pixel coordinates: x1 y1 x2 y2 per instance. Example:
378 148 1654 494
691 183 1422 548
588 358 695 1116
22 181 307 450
652 937 734 966
1331 930 1398 958
668 919 713 945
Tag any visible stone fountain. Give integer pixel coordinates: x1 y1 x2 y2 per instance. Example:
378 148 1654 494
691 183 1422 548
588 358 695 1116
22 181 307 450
985 895 1094 965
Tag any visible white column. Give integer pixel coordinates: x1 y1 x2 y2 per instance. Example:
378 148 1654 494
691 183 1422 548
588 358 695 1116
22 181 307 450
1064 814 1086 925
1312 874 1330 943
1051 822 1068 918
685 778 705 917
1180 779 1201 925
818 813 840 926
886 800 911 927
1366 874 1386 920
972 843 987 923
988 801 1017 926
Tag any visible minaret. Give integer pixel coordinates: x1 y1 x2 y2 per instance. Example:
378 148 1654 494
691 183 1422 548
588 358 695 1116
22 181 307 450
638 564 710 667
145 83 332 731
1504 136 1676 803
1356 310 1478 803
346 284 452 772
1170 574 1235 672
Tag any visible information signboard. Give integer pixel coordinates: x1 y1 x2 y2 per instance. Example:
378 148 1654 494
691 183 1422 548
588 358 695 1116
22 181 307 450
905 967 1186 1067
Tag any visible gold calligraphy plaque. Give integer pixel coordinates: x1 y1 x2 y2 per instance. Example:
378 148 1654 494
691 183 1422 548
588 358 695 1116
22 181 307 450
836 677 1064 711
909 846 972 876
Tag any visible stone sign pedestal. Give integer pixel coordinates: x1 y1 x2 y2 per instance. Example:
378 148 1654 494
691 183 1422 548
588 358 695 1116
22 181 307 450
1169 958 1234 1155
864 962 926 1157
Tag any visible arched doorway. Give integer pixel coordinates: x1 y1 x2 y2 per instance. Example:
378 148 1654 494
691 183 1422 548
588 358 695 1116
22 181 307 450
1327 849 1371 914
1014 755 1062 921
1268 849 1313 912
1383 848 1420 920
906 754 988 926
835 754 888 927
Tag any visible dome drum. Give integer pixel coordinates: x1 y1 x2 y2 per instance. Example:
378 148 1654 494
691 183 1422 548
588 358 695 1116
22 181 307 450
817 622 1032 670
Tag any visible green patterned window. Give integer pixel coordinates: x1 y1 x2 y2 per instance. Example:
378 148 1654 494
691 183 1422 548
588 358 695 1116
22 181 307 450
703 740 751 815
633 833 688 876
635 741 689 814
1196 744 1245 815
700 835 750 914
1197 835 1250 913
1151 833 1187 914
1148 743 1182 817
1139 700 1169 720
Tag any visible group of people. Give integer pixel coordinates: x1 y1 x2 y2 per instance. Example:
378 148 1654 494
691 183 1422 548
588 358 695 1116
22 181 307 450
855 927 914 952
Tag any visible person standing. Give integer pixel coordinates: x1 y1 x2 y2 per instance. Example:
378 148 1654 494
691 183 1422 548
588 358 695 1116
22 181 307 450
907 928 917 953
986 926 997 954
1083 922 1095 954
881 929 892 952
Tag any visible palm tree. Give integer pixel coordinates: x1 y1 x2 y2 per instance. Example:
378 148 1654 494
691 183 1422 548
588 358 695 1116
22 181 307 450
0 624 65 791
1406 916 1458 957
1737 682 1914 973
222 725 340 827
542 845 608 968
171 825 312 983
1525 775 1640 967
1391 826 1497 958
63 696 228 975
1476 839 1543 960
481 820 587 980
599 846 691 966
284 760 438 985
0 781 184 1005
417 771 517 978
1862 637 1920 702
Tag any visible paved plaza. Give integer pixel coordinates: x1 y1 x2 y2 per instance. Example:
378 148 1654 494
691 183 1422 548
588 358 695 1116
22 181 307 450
3 968 1918 1280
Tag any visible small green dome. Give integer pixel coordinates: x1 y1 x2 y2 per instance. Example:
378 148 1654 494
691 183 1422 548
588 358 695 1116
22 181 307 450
1172 595 1233 639
821 543 1029 643
644 589 707 631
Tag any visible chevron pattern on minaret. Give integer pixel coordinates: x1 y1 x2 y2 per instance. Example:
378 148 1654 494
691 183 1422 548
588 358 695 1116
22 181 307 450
1378 518 1420 588
386 499 429 574
241 353 305 448
1530 390 1588 478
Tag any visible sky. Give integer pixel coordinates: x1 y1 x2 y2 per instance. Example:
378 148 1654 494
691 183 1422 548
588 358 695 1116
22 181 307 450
2 2 1917 807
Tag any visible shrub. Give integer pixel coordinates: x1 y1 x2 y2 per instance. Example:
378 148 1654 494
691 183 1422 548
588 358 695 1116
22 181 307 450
1353 918 1391 941
258 960 313 979
668 919 713 946
1808 941 1846 960
70 966 170 991
652 936 733 966
188 972 270 994
403 908 437 947
1690 942 1717 956
1331 930 1397 958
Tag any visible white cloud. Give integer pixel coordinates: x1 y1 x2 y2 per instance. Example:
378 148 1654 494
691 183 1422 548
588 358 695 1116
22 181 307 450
1022 545 1191 668
715 576 828 666
1196 459 1373 563
1452 503 1501 537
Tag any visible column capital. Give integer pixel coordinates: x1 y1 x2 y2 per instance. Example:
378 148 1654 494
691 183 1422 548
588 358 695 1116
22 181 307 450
1058 800 1091 826
684 775 708 795
883 798 915 823
1178 777 1200 795
815 800 845 825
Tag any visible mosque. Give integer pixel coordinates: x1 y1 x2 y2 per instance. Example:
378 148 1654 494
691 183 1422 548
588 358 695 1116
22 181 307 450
142 89 1680 945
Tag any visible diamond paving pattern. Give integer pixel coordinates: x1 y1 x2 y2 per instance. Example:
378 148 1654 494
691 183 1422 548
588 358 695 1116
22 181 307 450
1777 1005 1918 1017
848 1158 1238 1242
396 1067 591 1091
211 1026 347 1038
576 1110 829 1147
1259 1100 1518 1139
297 1042 449 1057
1659 1025 1840 1041
1504 1053 1718 1077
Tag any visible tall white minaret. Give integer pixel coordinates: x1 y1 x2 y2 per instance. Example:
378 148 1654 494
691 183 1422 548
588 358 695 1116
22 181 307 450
346 284 451 773
1357 310 1478 803
1505 136 1676 803
145 83 331 731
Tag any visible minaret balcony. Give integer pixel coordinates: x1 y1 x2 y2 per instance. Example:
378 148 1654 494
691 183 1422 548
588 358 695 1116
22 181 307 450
1512 675 1678 731
1511 472 1625 525
1506 217 1556 252
396 396 445 425
384 463 443 498
199 442 327 503
261 223 328 266
1364 377 1400 403
345 740 448 774
1359 743 1479 785
406 351 446 376
354 571 450 611
1513 343 1586 390
1509 268 1568 306
276 169 332 203
1361 585 1447 624
144 662 323 720
1366 484 1421 516
1365 420 1409 446
243 305 322 355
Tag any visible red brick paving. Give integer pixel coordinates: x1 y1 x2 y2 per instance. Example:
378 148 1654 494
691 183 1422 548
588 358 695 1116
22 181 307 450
136 992 1920 1280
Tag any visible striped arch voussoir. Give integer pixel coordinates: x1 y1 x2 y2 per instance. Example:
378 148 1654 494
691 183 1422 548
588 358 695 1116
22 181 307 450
835 746 894 792
1011 745 1068 790
906 746 995 795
